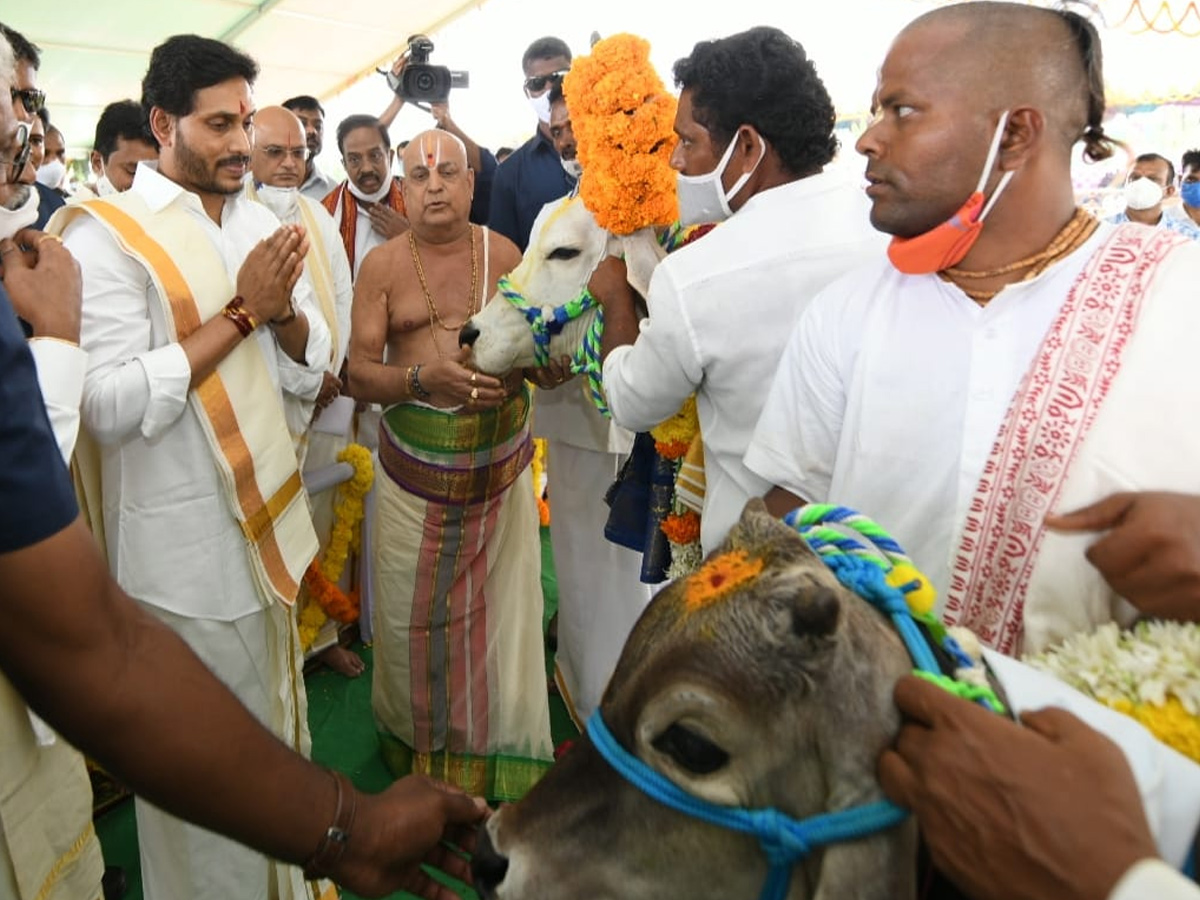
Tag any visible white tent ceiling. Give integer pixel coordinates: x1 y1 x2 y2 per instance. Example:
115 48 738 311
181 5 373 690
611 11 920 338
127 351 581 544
2 0 483 153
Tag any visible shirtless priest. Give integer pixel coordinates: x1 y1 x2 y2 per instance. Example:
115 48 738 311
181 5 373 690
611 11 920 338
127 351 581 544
347 130 553 801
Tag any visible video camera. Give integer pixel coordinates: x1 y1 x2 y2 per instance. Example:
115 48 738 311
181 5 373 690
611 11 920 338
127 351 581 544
385 34 469 106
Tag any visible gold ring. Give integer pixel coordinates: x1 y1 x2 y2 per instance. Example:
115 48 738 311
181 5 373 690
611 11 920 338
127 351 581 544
470 387 480 400
37 234 63 245
471 371 477 383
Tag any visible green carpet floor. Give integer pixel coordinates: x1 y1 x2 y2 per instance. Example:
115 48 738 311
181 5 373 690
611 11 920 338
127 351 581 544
94 527 577 900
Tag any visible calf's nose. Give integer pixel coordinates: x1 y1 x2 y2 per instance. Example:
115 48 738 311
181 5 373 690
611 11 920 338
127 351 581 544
471 824 510 895
459 322 480 347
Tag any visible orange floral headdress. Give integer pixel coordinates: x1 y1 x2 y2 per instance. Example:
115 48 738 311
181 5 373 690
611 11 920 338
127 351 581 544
563 33 678 235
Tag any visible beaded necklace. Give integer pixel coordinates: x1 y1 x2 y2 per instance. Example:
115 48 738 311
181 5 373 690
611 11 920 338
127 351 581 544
941 207 1098 305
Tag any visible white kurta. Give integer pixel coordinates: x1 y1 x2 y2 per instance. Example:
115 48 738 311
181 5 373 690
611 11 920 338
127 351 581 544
327 185 392 280
28 338 87 461
256 190 354 442
299 166 338 204
67 162 329 622
602 171 885 552
1110 860 1200 900
746 227 1109 603
64 162 330 900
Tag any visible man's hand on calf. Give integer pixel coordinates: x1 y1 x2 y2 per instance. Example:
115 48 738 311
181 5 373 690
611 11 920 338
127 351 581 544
879 675 1157 900
1046 491 1200 622
420 347 507 410
330 774 487 899
1 229 82 343
524 355 575 390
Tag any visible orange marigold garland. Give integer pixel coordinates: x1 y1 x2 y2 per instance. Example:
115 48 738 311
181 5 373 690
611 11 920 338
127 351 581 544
298 444 374 651
563 33 678 235
661 510 701 545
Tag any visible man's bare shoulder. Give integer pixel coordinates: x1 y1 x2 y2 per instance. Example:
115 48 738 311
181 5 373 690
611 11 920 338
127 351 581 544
358 238 416 286
485 227 523 273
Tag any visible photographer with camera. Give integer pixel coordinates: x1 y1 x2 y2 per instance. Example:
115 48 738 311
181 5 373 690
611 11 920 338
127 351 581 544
379 36 496 225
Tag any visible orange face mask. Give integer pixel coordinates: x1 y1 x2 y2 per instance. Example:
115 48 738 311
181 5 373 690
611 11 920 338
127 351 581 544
887 112 1013 276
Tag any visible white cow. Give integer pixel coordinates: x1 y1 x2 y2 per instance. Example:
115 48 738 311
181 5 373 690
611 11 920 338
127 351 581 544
462 194 665 376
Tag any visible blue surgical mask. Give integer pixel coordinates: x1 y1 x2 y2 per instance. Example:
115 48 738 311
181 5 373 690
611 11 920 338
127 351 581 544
1181 180 1200 209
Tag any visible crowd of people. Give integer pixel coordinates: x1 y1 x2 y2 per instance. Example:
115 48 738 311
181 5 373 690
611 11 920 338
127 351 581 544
1 3 1199 900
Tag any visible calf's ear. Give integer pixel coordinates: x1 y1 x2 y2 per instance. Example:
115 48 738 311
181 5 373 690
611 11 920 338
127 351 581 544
719 498 825 569
617 228 667 298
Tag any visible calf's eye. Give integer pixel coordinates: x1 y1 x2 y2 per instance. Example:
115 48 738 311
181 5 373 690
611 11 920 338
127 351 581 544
548 247 581 261
652 723 729 775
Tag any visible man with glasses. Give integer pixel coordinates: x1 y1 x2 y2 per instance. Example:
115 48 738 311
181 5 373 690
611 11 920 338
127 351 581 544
248 106 364 678
322 113 408 278
282 94 339 204
487 36 572 251
0 24 44 127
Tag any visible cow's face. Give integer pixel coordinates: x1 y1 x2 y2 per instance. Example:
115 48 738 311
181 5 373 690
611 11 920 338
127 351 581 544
474 501 917 900
465 196 612 374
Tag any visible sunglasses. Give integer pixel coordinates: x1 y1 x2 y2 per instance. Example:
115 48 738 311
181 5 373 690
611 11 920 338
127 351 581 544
10 88 47 115
523 70 569 94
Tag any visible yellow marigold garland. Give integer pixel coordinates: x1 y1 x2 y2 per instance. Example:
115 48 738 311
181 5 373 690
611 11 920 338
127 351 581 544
651 395 699 459
563 33 678 235
298 444 375 651
531 437 551 527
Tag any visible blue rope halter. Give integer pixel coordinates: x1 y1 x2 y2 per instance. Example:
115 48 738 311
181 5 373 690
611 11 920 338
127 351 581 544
585 504 1004 900
496 275 610 417
586 713 907 900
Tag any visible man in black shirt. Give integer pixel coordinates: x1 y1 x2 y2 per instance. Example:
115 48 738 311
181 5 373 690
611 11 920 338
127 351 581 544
486 36 573 251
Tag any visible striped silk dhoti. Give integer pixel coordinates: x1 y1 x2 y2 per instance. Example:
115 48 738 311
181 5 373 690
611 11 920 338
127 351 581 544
370 389 552 801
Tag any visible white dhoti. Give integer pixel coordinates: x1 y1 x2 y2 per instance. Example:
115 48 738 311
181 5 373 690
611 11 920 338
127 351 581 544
134 604 329 900
547 442 652 725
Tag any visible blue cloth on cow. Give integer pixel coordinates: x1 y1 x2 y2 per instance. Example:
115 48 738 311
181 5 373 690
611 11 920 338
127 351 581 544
603 431 672 583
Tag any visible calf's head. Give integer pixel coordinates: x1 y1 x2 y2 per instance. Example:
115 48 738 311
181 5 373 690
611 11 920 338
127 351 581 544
463 195 663 375
476 501 917 900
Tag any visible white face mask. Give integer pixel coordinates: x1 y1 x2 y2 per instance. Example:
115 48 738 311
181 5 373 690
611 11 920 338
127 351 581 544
676 131 766 227
347 176 392 205
561 157 583 180
528 92 553 125
0 186 41 241
36 159 66 190
256 184 300 220
96 173 118 197
1124 177 1164 212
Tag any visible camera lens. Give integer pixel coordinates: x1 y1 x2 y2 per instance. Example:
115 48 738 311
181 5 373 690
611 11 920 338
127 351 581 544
415 71 436 92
